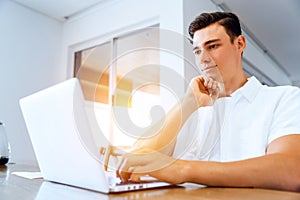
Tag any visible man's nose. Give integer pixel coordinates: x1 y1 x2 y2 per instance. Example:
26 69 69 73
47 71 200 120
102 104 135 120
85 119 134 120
199 50 211 64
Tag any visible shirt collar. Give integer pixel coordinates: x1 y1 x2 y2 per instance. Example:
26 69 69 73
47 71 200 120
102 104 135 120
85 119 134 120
230 76 262 102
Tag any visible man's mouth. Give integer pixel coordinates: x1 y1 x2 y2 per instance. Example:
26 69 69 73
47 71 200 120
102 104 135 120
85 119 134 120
202 65 218 72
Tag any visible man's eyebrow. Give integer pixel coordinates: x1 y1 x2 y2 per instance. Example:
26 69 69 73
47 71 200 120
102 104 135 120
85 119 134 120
204 39 221 46
192 46 199 51
193 39 221 51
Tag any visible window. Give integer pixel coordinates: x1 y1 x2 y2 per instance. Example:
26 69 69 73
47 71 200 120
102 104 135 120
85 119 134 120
73 27 161 147
74 28 160 107
74 42 111 104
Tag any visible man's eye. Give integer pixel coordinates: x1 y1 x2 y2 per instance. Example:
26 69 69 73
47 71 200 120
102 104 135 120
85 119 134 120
194 50 201 55
209 44 219 49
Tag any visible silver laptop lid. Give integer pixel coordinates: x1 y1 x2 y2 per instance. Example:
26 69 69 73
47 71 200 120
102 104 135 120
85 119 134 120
20 78 110 193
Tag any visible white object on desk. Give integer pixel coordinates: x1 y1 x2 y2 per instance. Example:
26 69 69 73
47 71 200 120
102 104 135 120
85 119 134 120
12 171 43 179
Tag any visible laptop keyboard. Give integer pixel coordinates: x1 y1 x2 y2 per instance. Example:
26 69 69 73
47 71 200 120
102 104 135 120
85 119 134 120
105 171 158 186
105 171 121 186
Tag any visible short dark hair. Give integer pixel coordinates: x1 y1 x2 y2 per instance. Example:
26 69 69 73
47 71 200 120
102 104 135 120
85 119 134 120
188 12 242 43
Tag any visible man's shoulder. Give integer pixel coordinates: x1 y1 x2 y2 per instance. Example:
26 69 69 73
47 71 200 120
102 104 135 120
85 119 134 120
259 84 300 104
250 76 300 94
262 84 300 95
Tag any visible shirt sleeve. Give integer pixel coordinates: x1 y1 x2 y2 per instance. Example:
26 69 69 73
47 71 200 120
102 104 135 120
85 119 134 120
268 86 300 144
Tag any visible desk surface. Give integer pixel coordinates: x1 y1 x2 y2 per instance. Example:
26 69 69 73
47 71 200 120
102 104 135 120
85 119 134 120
1 163 300 200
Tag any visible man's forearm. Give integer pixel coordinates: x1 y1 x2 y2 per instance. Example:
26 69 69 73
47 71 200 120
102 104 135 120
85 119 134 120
181 153 300 191
133 96 199 154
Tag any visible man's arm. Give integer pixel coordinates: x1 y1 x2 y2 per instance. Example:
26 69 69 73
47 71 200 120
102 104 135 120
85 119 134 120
179 134 300 191
132 95 197 155
117 134 300 192
132 76 219 155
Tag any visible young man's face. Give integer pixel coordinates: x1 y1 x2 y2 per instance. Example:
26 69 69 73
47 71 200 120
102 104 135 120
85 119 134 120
192 23 245 82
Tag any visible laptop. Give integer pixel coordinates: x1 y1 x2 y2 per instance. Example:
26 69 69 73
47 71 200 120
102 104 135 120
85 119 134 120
19 78 171 193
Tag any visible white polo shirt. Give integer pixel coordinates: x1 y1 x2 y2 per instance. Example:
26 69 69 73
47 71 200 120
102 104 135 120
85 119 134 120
173 76 300 162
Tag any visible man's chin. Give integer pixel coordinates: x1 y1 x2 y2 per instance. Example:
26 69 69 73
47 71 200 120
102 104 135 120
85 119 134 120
203 70 222 81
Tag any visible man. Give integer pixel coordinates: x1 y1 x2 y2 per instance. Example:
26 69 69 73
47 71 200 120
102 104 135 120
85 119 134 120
117 12 300 191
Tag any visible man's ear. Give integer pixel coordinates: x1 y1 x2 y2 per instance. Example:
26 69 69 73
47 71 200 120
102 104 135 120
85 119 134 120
236 35 246 52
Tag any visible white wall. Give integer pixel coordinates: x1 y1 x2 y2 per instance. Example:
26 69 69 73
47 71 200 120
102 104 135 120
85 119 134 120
0 0 63 164
242 33 291 85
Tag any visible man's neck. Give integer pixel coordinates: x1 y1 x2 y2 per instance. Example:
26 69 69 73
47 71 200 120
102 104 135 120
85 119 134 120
223 73 249 97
